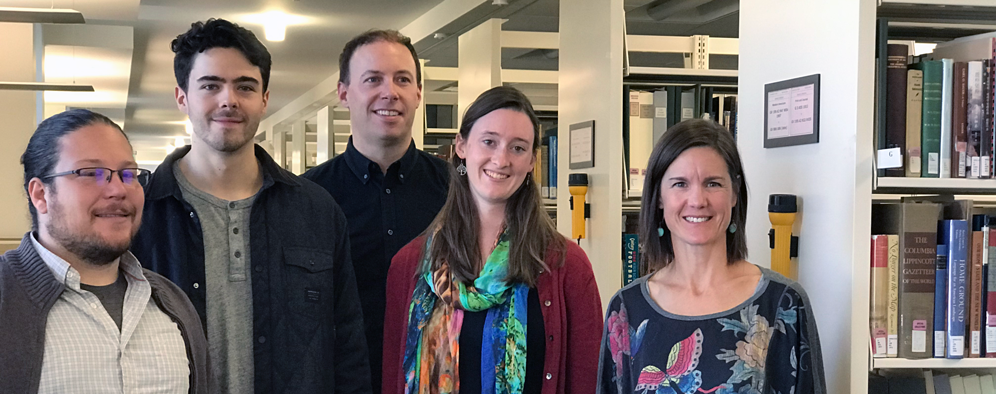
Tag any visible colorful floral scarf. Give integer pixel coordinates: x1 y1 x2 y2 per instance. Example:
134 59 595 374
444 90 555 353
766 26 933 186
403 233 529 394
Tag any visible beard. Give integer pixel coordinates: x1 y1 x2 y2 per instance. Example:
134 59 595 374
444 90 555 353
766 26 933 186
195 110 260 153
46 199 133 266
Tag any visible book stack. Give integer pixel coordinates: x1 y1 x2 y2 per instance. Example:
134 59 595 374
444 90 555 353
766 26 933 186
877 33 996 179
871 200 996 360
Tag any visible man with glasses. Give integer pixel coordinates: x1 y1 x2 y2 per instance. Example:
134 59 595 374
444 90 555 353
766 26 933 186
0 109 208 393
131 19 370 393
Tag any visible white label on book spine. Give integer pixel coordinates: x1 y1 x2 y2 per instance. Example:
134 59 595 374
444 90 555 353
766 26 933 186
949 336 965 357
911 156 921 174
959 152 967 177
913 329 927 353
983 157 991 178
972 331 981 354
888 335 898 356
935 332 945 357
875 337 887 357
987 327 996 351
972 157 981 178
929 153 940 175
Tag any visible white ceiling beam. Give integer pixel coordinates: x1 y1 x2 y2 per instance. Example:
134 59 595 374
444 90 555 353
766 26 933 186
627 35 738 55
501 31 558 49
501 69 557 84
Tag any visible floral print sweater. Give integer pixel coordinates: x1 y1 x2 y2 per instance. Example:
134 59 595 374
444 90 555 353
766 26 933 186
597 266 826 394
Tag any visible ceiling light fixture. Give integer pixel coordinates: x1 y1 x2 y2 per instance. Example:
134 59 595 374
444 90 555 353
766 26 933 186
0 82 94 92
492 0 509 5
0 7 84 24
243 11 309 42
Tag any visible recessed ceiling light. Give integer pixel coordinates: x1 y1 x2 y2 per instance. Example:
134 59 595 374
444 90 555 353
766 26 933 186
242 11 309 42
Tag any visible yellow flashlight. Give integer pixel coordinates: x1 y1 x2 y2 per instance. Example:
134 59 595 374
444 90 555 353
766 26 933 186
568 173 589 240
768 194 798 278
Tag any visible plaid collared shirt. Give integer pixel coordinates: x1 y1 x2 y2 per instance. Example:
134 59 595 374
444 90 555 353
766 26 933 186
31 234 190 393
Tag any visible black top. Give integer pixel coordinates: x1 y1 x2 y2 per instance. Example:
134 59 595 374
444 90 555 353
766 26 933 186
80 272 128 331
459 288 545 394
302 137 449 393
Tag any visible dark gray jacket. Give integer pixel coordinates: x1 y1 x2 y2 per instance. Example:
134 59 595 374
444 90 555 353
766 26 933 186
0 233 209 394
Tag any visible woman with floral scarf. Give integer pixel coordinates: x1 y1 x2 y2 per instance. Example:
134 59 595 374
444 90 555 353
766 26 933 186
382 86 603 394
597 119 826 394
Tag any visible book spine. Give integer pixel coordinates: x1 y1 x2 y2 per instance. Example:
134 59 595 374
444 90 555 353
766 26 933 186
947 219 969 359
622 234 639 286
969 61 985 178
540 144 549 198
899 227 935 359
954 62 969 178
983 59 993 178
886 44 909 177
982 219 990 356
921 61 944 177
548 135 557 198
942 59 955 178
889 233 901 357
971 218 985 357
936 241 949 358
908 69 924 177
872 235 890 357
987 222 996 357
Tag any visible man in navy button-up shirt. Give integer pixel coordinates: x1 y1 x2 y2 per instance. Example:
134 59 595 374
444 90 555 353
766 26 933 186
303 30 449 393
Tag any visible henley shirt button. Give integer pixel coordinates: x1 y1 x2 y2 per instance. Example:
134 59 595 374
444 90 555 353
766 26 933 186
234 251 242 258
193 283 200 289
545 373 552 380
189 212 195 219
400 174 404 179
549 335 554 342
258 336 266 344
229 202 236 208
254 265 263 272
387 229 394 236
233 227 239 234
363 174 368 179
544 300 551 307
385 188 391 194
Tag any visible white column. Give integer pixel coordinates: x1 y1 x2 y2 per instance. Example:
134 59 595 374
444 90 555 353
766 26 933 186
739 0 874 392
413 59 426 149
558 0 625 309
317 106 335 165
0 23 37 237
272 130 286 170
290 120 306 175
457 18 503 125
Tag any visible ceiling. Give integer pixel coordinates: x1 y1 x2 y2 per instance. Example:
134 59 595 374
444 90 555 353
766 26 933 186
8 0 738 161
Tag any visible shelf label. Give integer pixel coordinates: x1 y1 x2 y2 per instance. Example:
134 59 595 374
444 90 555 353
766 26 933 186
877 148 903 169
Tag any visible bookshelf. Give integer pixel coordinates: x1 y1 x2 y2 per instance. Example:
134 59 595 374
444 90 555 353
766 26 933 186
867 0 996 379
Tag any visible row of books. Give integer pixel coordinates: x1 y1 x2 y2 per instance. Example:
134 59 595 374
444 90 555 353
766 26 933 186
534 133 558 199
878 31 996 178
870 200 996 359
870 371 996 394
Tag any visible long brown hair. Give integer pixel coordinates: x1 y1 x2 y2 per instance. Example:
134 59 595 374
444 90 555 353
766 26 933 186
421 86 565 287
638 119 749 275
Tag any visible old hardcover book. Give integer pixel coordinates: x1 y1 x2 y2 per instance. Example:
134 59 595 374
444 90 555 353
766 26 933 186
886 44 910 177
873 202 942 358
915 61 944 177
871 234 890 357
908 69 925 177
954 62 970 178
971 215 986 357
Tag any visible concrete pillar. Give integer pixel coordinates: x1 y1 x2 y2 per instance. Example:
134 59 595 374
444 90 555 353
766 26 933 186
457 18 503 125
558 0 625 308
0 23 38 237
290 119 306 175
316 106 335 165
272 130 286 170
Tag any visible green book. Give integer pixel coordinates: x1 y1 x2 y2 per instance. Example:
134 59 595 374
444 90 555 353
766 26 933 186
915 60 943 178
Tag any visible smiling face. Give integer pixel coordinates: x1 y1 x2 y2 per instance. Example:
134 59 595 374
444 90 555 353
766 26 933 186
176 47 269 154
455 108 536 212
659 146 737 251
338 40 422 146
30 123 144 265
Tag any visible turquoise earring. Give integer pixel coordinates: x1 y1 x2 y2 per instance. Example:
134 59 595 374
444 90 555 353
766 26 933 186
728 223 737 233
658 227 664 237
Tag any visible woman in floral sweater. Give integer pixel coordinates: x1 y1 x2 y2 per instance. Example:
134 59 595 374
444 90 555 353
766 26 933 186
597 119 825 394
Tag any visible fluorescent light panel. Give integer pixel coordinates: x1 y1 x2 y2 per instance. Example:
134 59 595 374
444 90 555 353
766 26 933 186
0 82 94 92
0 7 84 24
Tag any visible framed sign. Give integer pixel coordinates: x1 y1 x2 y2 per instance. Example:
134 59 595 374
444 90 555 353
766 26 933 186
764 74 820 148
569 120 595 169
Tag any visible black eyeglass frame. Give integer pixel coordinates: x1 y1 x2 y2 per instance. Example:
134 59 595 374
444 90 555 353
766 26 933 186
41 167 152 187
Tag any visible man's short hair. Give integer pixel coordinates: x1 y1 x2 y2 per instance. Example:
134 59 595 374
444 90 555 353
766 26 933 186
338 29 421 86
172 18 272 92
21 109 128 230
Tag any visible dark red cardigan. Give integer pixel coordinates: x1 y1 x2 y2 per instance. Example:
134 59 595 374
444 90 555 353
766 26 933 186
382 236 603 394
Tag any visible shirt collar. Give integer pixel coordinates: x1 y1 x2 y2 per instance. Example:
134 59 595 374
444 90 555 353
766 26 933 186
145 144 295 201
30 232 145 290
343 137 419 185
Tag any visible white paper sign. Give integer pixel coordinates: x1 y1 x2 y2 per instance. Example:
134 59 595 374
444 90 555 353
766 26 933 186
570 125 593 167
877 148 903 169
767 84 816 139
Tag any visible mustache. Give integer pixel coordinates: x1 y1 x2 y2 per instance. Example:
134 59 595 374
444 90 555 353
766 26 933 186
93 203 137 216
212 109 245 120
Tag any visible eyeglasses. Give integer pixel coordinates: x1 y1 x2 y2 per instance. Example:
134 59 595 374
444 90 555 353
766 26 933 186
42 167 152 187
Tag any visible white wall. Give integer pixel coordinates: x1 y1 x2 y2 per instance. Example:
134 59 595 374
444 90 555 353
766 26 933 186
0 23 38 239
739 0 875 392
558 0 625 309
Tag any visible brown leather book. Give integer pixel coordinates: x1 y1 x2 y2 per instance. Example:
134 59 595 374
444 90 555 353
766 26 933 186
885 44 909 177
